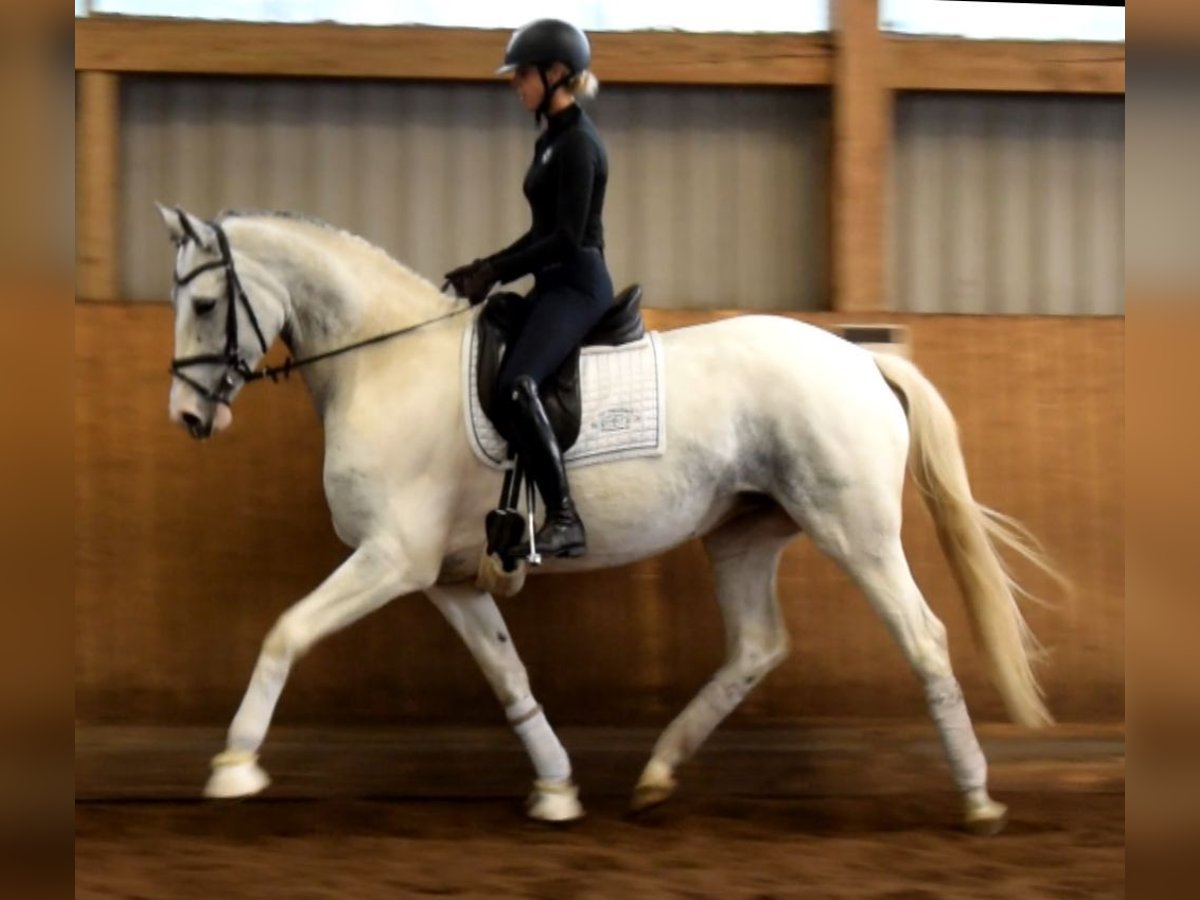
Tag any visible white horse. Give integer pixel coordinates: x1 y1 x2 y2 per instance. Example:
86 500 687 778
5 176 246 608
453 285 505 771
157 204 1062 834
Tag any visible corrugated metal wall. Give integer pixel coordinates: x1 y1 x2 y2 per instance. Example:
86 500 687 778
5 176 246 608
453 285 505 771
121 76 830 309
120 79 1125 315
890 93 1124 315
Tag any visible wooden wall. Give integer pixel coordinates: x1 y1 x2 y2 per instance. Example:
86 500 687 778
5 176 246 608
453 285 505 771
75 304 1123 727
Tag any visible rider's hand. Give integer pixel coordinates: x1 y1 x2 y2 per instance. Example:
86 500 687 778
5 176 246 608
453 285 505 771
443 259 482 298
458 260 496 307
446 259 497 306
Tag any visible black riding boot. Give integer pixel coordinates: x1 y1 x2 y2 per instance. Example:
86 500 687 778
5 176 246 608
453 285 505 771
510 375 587 559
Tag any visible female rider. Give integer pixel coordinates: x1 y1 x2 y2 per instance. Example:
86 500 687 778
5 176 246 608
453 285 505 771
446 18 612 560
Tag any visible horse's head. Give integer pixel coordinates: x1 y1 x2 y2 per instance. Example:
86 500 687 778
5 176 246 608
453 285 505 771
157 204 288 439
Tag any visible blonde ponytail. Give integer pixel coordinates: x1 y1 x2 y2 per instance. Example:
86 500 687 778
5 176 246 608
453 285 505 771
569 70 599 100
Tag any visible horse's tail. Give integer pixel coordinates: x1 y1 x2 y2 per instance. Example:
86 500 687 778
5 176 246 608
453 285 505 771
871 351 1066 729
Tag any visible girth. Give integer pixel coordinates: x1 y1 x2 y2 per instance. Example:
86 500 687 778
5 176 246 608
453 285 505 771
476 284 646 449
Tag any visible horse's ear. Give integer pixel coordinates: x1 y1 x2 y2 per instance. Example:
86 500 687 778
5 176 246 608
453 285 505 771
157 202 185 245
156 202 217 252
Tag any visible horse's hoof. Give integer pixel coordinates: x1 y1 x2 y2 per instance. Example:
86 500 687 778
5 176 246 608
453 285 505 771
526 779 584 823
963 794 1008 836
204 752 270 799
630 760 677 813
630 782 676 814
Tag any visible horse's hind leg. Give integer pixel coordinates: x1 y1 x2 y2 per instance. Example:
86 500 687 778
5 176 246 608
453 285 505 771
632 506 797 812
425 584 582 823
803 488 1008 835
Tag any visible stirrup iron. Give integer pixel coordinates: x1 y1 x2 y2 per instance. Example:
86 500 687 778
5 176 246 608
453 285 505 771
524 462 542 566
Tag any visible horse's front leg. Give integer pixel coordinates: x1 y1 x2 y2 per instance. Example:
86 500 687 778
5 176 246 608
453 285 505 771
425 583 582 823
205 538 434 798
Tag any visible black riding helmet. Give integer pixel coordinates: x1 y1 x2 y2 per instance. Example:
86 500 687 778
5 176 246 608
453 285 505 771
497 19 591 123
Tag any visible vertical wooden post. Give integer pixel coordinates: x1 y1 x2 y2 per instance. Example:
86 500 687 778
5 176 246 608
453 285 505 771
830 0 891 312
76 71 119 300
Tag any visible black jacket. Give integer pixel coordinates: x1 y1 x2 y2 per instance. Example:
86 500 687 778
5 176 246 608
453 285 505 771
488 103 608 284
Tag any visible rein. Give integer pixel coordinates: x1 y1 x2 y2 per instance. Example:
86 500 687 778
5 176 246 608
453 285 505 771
244 305 472 386
169 213 472 403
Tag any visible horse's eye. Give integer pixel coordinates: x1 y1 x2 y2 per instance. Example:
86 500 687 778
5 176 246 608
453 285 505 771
193 297 217 316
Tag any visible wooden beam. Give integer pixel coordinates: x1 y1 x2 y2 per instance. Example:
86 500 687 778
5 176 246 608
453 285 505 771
590 31 833 86
830 0 891 313
886 38 1125 94
75 17 1124 96
75 17 833 86
76 71 119 301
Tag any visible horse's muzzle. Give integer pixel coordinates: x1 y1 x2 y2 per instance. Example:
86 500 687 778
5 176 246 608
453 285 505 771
181 411 213 440
171 384 233 439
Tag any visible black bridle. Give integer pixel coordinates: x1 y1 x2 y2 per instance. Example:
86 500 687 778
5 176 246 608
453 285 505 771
169 213 471 405
169 217 271 405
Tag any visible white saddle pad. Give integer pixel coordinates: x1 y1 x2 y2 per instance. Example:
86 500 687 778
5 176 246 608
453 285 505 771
462 325 667 470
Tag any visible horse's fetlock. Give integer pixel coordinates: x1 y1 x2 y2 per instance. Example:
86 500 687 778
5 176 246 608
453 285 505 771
494 672 534 709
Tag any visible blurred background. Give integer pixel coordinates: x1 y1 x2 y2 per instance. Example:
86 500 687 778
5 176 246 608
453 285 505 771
73 2 1126 896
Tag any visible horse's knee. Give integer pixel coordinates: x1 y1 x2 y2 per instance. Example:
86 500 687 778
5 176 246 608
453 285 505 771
263 613 309 662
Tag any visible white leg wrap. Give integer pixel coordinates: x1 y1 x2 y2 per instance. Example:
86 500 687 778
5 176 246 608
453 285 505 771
925 675 987 793
506 697 570 784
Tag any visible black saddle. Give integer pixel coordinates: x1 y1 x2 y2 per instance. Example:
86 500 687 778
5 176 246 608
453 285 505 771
476 284 646 450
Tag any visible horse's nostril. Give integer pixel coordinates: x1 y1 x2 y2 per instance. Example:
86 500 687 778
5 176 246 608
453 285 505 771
181 411 211 438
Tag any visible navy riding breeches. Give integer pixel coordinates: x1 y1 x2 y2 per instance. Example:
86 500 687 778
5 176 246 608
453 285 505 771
495 247 614 410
